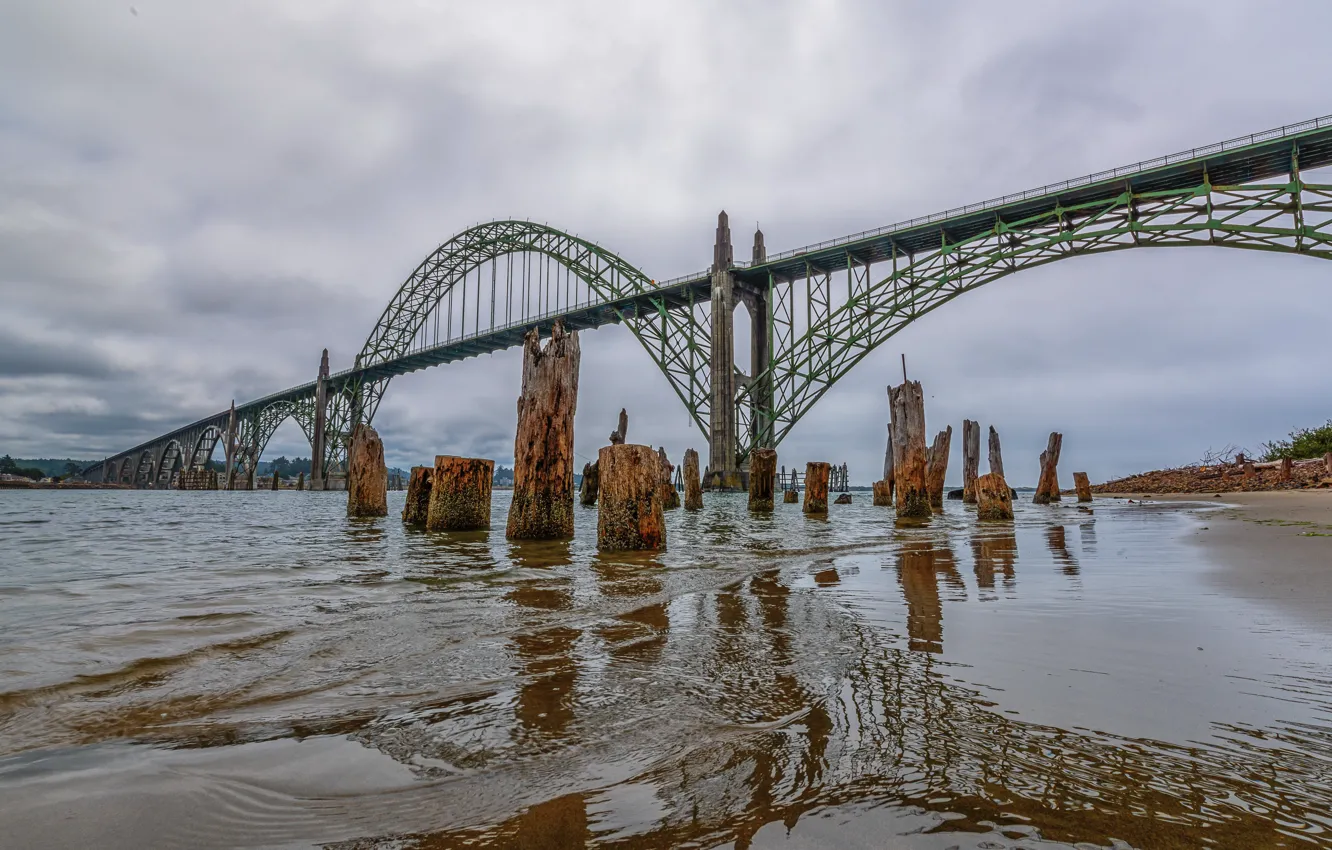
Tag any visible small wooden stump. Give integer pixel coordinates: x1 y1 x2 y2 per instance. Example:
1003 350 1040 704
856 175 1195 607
926 426 952 513
296 471 304 491
748 448 777 511
1280 457 1293 482
657 447 680 510
426 456 493 531
1243 461 1255 479
270 470 280 491
803 462 830 515
872 479 893 506
682 448 703 510
834 493 852 504
346 424 388 518
783 489 798 503
889 380 931 519
962 419 980 504
402 465 432 525
579 461 599 506
1072 471 1093 503
988 426 1005 478
507 322 580 540
976 472 1014 521
1033 432 1063 505
597 444 665 552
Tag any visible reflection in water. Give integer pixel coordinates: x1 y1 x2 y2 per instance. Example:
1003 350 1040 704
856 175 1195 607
593 552 669 662
507 541 580 740
1080 520 1097 553
970 530 1017 591
1046 525 1079 575
894 540 959 654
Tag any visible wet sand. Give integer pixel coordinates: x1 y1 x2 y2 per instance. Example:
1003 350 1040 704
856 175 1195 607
1108 491 1332 632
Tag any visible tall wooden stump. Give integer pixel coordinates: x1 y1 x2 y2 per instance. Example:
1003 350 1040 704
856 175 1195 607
784 489 799 503
803 462 830 515
1073 471 1093 503
579 461 599 506
296 471 305 491
976 472 1014 521
426 456 493 531
988 426 1005 478
682 448 703 510
597 444 665 552
889 381 931 519
961 419 980 504
925 426 952 513
657 448 680 510
402 465 432 525
1033 432 1063 505
749 448 777 511
346 424 388 518
507 322 580 540
872 479 893 506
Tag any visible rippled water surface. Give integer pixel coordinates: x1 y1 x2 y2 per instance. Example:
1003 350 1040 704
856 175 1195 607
2 489 1331 848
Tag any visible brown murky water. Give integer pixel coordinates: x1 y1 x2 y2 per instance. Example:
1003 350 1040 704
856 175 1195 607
1 490 1330 848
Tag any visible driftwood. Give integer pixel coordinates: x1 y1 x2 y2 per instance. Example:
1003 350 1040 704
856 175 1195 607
657 447 680 510
346 424 388 518
597 444 665 551
872 479 893 506
976 472 1014 521
925 426 952 513
962 419 980 504
682 449 703 510
402 465 432 525
1073 471 1093 502
783 489 798 503
609 408 628 445
1033 432 1063 505
888 381 931 519
749 448 777 511
426 456 493 531
507 322 579 540
803 462 830 514
988 426 1005 478
579 461 599 506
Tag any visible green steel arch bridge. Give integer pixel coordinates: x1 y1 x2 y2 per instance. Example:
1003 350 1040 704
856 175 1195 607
89 115 1332 489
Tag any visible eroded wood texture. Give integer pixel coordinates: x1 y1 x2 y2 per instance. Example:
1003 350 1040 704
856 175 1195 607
597 444 665 551
748 448 777 511
803 461 830 515
507 322 580 540
925 426 953 513
988 426 1005 478
682 449 703 510
872 479 893 506
657 447 680 510
976 472 1014 520
579 461 599 506
426 455 493 531
783 489 799 503
610 408 629 445
1073 471 1093 503
346 424 388 518
962 419 980 504
402 465 432 525
889 380 931 519
1033 432 1063 505
834 493 852 504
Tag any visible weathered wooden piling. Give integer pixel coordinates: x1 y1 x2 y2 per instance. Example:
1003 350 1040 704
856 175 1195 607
834 493 852 504
270 469 280 491
872 479 893 506
296 471 304 491
426 456 493 531
597 444 665 551
682 448 703 510
1073 471 1093 502
749 448 777 510
610 408 628 445
1280 457 1293 481
803 462 830 515
1325 452 1332 476
579 461 599 506
962 420 980 504
784 488 798 503
657 448 680 510
346 424 388 518
925 426 952 513
976 472 1014 520
889 381 932 519
1033 432 1063 505
988 426 1005 478
402 465 432 525
507 322 580 540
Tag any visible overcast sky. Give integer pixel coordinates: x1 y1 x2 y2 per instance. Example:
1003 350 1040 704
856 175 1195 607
2 1 1330 485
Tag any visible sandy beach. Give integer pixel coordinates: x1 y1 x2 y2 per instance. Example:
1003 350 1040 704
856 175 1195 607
1107 491 1332 632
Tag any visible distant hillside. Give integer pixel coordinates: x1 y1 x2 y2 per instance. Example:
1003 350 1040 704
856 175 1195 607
11 459 97 478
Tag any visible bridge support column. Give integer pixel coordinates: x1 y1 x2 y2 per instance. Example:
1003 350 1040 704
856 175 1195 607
224 401 237 490
737 226 773 455
310 349 329 491
705 211 741 490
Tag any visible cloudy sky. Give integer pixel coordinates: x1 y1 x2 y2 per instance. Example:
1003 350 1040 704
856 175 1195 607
2 0 1330 485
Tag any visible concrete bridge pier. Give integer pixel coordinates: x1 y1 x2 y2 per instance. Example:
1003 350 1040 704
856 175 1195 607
738 226 772 455
705 211 741 490
310 349 329 490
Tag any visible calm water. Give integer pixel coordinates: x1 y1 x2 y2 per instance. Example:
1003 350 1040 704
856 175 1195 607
1 490 1330 849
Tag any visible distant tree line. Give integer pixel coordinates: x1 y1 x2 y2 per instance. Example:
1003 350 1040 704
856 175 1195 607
0 457 93 479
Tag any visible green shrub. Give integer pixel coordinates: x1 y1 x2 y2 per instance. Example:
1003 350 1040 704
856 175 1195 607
1261 420 1332 462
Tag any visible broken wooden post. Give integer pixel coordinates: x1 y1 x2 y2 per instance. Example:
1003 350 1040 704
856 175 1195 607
1073 471 1093 503
925 426 952 513
803 461 830 515
507 322 580 540
609 408 628 445
976 472 1014 520
834 493 852 504
784 489 798 503
873 480 893 506
579 461 599 506
1280 457 1293 482
1033 432 1063 505
749 448 777 511
988 426 1005 478
962 420 980 504
657 447 680 510
402 465 432 526
346 424 388 517
682 448 703 510
596 444 665 551
889 380 932 519
426 456 493 531
1243 460 1256 479
296 471 304 491
1325 452 1332 476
